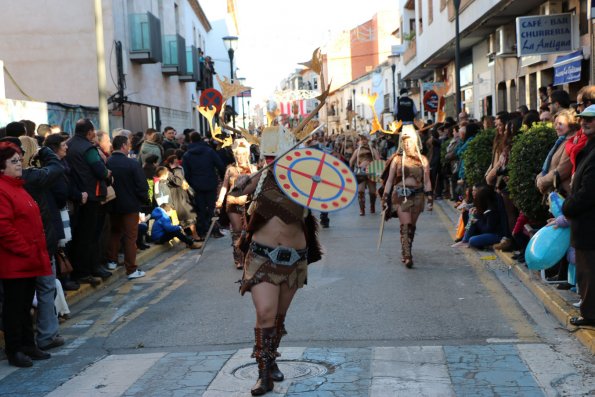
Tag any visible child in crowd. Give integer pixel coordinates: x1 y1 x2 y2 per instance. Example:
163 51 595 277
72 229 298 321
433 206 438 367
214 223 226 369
154 166 170 206
150 204 201 249
452 185 503 249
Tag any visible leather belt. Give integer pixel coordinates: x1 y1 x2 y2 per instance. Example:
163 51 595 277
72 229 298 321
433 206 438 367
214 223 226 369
250 242 307 267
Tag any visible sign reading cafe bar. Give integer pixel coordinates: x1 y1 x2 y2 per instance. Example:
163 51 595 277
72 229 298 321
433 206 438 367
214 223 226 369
516 13 579 57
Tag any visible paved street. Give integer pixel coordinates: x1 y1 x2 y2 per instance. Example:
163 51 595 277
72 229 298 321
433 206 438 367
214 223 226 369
1 201 594 396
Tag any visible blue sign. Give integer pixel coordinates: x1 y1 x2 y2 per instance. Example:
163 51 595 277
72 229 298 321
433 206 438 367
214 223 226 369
516 13 576 56
553 50 583 86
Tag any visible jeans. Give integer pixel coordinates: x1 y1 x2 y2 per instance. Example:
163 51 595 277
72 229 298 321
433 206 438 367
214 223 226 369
35 259 59 347
464 232 501 248
158 229 193 246
194 190 217 237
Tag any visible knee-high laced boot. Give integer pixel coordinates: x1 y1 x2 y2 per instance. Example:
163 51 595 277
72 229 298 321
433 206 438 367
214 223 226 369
231 231 244 269
400 224 413 268
270 314 287 382
369 192 376 214
358 192 366 216
251 327 276 396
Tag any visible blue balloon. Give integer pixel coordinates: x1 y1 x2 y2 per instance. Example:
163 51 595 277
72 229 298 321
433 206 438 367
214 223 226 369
525 226 570 270
548 192 565 218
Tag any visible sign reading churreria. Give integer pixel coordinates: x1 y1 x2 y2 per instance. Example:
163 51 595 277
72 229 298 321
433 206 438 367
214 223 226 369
516 13 577 57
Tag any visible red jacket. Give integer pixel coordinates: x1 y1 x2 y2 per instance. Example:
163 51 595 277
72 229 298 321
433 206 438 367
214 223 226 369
0 174 52 279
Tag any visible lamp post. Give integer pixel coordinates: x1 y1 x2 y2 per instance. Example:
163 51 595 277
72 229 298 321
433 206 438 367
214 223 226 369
389 55 399 115
222 36 239 127
352 88 356 132
453 0 462 113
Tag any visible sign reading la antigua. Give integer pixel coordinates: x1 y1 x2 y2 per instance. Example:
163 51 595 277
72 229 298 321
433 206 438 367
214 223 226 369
516 13 577 57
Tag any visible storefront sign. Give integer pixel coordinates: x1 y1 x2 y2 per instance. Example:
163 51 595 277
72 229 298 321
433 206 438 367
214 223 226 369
553 50 583 85
516 13 577 57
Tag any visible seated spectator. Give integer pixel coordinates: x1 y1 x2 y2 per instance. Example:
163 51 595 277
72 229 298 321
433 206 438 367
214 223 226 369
150 204 201 249
452 186 503 249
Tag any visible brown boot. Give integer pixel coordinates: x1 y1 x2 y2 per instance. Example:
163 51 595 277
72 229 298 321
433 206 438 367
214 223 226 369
231 231 244 269
251 327 275 396
369 193 376 214
400 224 413 268
270 314 287 382
358 192 366 216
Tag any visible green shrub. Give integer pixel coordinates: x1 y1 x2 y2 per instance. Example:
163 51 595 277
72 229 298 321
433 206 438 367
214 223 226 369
508 122 557 222
463 128 495 187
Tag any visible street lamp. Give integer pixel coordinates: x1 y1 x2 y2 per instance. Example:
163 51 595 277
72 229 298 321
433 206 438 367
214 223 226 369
453 0 462 113
388 55 399 114
222 35 239 127
352 88 356 132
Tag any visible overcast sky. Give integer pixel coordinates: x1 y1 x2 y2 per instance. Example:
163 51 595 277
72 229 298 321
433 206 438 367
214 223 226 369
203 0 398 104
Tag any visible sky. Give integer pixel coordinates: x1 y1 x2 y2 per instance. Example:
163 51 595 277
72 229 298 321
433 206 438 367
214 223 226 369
203 0 399 104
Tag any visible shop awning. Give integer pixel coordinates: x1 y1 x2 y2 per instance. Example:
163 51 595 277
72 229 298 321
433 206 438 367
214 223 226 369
553 50 583 85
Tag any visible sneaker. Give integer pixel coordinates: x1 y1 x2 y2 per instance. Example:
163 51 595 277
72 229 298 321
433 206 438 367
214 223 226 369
39 335 65 351
573 299 582 308
127 270 146 280
451 241 468 248
106 261 118 270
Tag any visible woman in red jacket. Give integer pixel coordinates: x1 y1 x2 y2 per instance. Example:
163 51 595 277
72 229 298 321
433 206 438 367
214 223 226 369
0 142 53 367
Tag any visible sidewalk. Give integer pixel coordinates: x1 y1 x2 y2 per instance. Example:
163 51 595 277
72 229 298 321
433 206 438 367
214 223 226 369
436 199 595 355
0 241 181 355
63 241 180 307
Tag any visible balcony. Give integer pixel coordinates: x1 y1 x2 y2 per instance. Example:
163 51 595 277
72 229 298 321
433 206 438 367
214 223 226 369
179 46 199 82
403 38 417 65
162 34 187 76
129 12 162 64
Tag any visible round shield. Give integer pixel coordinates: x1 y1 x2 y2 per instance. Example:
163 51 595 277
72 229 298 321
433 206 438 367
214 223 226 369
274 148 357 212
366 159 385 183
200 88 224 113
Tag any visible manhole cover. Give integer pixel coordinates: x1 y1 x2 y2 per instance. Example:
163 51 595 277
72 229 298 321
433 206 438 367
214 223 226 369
233 360 330 380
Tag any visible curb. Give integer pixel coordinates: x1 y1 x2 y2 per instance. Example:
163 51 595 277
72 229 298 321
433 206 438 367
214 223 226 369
436 200 595 355
63 242 179 307
494 250 595 355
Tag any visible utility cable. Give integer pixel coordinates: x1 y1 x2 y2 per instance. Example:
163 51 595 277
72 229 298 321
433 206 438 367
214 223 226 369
3 65 37 101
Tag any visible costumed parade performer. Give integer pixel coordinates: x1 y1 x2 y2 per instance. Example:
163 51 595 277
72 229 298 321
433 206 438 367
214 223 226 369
350 134 381 215
229 47 352 395
216 138 258 269
381 125 433 268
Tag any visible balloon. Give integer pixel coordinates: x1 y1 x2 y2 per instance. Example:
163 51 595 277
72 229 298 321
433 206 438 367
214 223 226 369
525 225 570 270
548 192 565 218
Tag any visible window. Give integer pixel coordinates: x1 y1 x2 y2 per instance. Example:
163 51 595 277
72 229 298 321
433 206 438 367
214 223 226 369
428 0 433 24
418 0 423 34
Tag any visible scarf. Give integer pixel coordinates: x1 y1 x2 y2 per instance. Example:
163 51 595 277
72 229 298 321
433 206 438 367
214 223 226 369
541 136 566 176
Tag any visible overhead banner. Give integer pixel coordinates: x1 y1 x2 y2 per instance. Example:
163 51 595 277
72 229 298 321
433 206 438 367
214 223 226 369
516 13 578 57
553 50 583 86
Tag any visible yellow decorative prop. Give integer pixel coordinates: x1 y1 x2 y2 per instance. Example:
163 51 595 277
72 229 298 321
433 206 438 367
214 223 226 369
198 105 233 148
366 93 401 135
216 75 251 102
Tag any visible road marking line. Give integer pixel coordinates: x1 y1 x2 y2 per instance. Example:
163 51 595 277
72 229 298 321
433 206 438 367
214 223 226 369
45 353 165 397
434 203 538 342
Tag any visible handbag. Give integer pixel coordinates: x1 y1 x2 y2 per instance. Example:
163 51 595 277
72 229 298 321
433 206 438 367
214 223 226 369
55 249 73 275
101 185 116 205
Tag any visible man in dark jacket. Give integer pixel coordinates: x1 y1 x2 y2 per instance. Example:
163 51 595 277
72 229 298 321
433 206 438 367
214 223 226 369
66 119 112 284
106 136 149 280
394 88 418 123
562 105 595 327
182 132 225 239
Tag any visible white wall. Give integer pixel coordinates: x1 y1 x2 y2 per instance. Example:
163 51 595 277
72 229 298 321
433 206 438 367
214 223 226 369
0 60 5 99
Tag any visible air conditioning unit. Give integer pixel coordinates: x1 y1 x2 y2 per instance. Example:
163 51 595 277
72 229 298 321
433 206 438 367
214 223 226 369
540 0 562 15
487 33 498 62
496 25 516 57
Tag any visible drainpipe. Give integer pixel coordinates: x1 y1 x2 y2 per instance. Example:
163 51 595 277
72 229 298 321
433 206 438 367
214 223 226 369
94 0 109 132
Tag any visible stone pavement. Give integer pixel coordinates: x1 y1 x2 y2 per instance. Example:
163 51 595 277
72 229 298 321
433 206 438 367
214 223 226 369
1 343 588 396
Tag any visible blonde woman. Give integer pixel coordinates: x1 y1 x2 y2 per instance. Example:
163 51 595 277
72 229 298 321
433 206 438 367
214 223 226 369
216 139 257 269
382 126 433 268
